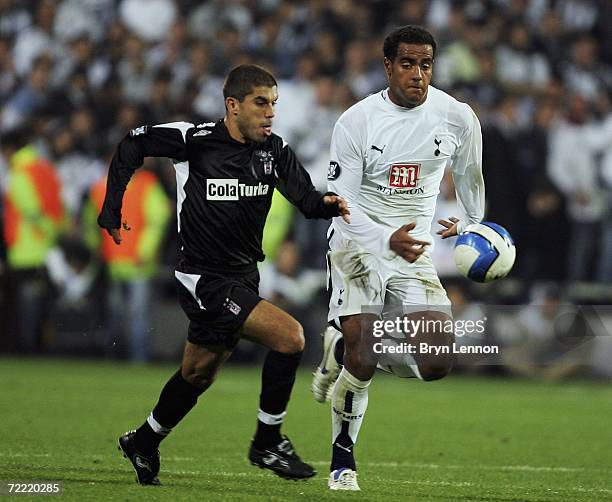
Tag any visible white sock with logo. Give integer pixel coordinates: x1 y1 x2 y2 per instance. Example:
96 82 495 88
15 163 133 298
330 367 371 469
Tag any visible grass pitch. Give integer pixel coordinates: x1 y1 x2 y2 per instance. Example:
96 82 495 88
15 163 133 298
1 358 611 501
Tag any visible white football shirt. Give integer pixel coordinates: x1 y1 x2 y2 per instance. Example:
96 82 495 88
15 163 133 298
328 86 485 258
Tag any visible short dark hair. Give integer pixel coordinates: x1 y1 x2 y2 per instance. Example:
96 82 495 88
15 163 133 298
383 25 437 61
223 64 277 102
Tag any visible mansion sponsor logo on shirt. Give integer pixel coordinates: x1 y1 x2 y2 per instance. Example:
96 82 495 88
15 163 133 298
388 164 420 188
206 179 270 201
376 185 425 195
375 163 424 195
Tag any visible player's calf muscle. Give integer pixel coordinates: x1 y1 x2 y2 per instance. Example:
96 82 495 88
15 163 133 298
183 371 217 389
181 363 221 389
181 343 231 389
343 351 376 380
341 314 378 380
343 334 377 374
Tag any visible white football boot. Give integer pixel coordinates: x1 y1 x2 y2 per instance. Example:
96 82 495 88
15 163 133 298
311 326 342 403
328 468 360 491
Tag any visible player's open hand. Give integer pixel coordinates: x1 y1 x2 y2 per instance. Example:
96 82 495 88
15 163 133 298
437 217 460 239
390 222 430 263
323 195 351 224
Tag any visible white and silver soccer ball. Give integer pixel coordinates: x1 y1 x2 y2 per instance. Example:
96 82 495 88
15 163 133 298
454 222 516 283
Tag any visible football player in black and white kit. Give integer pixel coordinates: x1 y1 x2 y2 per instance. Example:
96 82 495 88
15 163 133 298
311 26 485 490
98 65 349 485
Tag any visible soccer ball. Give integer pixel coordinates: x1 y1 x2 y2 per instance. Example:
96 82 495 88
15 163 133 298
454 222 516 283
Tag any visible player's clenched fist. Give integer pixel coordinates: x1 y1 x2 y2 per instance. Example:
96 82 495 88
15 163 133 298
389 222 430 263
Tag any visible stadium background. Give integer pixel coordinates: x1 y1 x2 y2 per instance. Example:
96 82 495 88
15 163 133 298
2 0 612 370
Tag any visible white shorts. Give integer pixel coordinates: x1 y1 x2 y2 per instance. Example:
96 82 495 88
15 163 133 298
327 230 451 327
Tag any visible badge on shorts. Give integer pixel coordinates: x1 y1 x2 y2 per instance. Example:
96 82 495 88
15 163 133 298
130 125 148 137
224 297 242 315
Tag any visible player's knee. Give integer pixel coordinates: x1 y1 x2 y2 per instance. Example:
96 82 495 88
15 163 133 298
344 350 364 369
276 321 305 354
418 359 453 382
343 349 376 380
182 366 219 390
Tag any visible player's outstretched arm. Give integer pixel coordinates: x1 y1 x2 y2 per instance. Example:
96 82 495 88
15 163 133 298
449 106 485 234
97 122 191 244
276 143 349 220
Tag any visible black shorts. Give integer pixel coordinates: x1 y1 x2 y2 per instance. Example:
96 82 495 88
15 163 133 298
175 262 262 349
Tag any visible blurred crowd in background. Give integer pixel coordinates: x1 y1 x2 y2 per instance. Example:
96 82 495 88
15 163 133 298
0 0 611 370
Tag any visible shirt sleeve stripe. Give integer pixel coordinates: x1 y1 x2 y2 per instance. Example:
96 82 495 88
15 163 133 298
153 121 194 143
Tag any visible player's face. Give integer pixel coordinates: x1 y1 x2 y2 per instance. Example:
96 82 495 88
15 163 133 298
235 86 278 143
384 43 434 108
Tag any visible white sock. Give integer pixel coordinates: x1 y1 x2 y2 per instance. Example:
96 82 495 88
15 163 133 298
331 367 371 448
257 409 286 425
147 412 172 436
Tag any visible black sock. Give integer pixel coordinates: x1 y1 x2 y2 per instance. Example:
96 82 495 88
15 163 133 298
334 336 345 366
331 426 356 471
134 422 164 454
254 421 282 451
134 368 207 454
253 350 302 449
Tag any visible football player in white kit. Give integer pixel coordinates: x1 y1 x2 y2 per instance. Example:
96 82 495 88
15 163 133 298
311 26 485 490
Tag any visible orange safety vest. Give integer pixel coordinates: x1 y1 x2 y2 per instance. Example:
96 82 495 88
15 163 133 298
4 152 64 269
90 170 159 265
